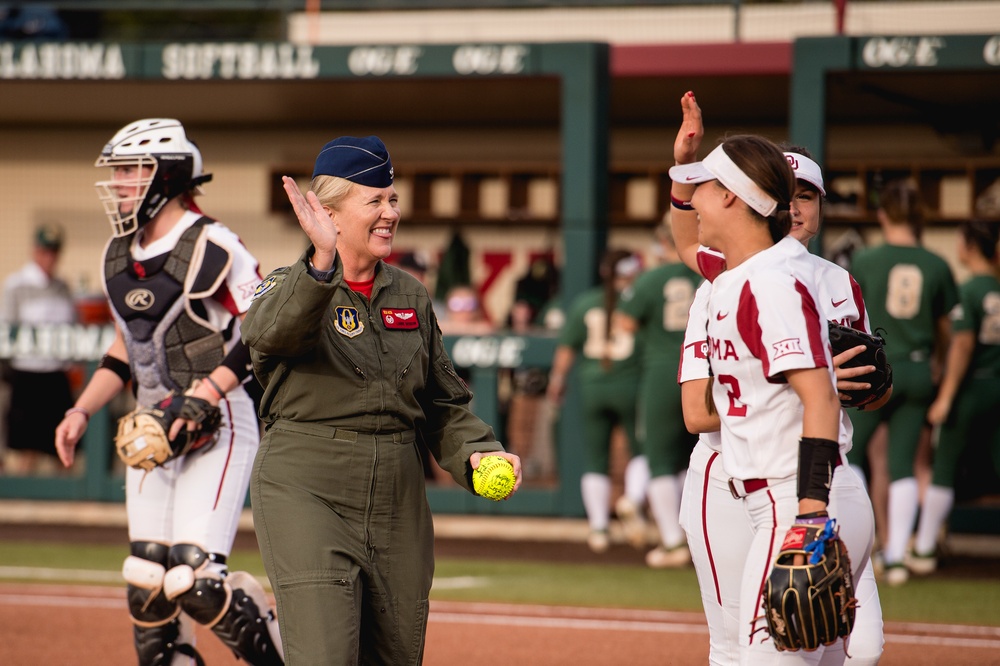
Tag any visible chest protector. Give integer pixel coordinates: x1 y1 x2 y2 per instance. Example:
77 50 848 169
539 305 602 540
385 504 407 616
104 217 233 406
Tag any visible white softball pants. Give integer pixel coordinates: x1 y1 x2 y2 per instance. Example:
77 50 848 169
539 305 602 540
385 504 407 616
125 389 259 556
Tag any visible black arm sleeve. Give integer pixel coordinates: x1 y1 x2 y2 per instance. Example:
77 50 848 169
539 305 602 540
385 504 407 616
220 338 253 382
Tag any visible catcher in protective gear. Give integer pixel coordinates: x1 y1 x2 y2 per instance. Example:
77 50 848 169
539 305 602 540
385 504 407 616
827 321 893 409
763 514 858 652
116 389 222 472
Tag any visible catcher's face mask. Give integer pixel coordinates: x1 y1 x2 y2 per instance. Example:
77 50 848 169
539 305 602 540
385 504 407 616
95 158 158 237
94 118 210 237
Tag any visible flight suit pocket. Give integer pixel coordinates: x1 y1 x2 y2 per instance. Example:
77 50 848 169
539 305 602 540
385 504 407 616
436 359 473 401
396 339 429 394
407 598 430 665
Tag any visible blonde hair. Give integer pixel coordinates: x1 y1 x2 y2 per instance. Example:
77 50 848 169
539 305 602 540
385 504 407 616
310 175 355 210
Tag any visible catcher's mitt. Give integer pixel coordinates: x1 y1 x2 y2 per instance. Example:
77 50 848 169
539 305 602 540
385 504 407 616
115 393 222 471
763 516 857 652
828 321 893 409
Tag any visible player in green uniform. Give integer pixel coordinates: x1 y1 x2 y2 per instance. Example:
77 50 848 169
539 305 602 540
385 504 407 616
617 222 701 567
911 220 1000 575
547 248 643 553
847 179 958 586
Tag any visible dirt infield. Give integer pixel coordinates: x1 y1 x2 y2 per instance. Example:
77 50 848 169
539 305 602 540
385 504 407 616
4 514 1000 664
3 583 1000 664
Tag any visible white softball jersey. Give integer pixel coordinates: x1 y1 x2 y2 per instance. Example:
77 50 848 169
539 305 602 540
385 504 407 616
706 237 837 482
120 210 262 554
129 210 262 336
809 253 873 453
685 245 882 663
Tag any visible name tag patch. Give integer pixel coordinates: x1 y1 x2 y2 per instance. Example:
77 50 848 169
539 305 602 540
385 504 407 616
381 308 418 330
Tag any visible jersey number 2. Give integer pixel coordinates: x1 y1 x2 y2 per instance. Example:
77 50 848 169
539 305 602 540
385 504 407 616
717 374 748 417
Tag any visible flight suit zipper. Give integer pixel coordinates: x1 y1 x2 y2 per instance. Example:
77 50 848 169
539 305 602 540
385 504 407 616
327 336 366 380
355 290 383 572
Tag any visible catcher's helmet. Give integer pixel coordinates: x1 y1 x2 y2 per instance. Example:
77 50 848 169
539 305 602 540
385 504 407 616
94 118 212 237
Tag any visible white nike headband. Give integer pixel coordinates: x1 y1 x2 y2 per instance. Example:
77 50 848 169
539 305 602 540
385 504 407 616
668 144 779 217
784 152 826 196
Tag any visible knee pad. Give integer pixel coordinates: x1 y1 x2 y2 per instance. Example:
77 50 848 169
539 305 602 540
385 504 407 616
122 541 179 627
162 544 283 664
163 543 231 627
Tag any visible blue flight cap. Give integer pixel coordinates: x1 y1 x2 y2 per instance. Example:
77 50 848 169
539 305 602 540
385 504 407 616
311 135 394 187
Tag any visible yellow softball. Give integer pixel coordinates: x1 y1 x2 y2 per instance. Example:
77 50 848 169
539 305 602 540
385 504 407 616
473 455 516 501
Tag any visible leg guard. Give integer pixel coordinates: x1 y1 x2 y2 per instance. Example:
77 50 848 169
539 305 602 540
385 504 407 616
211 571 285 666
124 542 203 666
133 621 205 666
163 544 284 665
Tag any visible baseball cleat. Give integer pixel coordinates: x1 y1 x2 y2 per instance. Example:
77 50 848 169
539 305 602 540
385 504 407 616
645 544 691 569
587 530 610 554
885 563 909 587
615 496 649 549
905 550 938 575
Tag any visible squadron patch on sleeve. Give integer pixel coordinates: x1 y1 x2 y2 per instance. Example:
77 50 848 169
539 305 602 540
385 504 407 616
381 308 419 330
334 306 365 338
252 276 278 300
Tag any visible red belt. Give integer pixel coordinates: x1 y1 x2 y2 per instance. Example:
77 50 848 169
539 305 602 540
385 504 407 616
728 456 842 499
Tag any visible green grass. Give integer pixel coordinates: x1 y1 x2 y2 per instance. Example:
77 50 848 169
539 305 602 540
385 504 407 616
433 557 704 609
0 541 268 582
4 541 999 626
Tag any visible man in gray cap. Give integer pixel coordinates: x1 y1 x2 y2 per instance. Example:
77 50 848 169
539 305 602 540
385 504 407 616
242 135 523 664
1 223 77 474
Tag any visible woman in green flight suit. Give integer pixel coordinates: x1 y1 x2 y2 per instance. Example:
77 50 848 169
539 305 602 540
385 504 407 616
242 136 522 665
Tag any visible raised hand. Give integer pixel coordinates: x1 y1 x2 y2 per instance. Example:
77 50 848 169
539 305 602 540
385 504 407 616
282 175 338 266
674 90 704 165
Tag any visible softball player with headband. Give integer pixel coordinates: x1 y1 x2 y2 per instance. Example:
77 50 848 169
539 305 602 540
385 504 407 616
668 133 876 664
670 93 884 664
677 238 887 665
55 119 283 665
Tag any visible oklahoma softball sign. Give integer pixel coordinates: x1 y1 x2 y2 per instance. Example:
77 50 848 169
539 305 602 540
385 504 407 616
0 323 116 362
0 40 536 79
0 42 126 79
859 34 1000 69
161 42 320 79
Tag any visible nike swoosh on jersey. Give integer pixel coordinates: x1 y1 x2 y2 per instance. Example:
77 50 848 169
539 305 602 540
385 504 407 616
716 311 729 320
831 298 848 307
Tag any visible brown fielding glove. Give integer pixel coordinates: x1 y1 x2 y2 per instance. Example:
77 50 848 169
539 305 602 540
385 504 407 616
763 515 857 652
115 393 222 471
828 321 893 409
